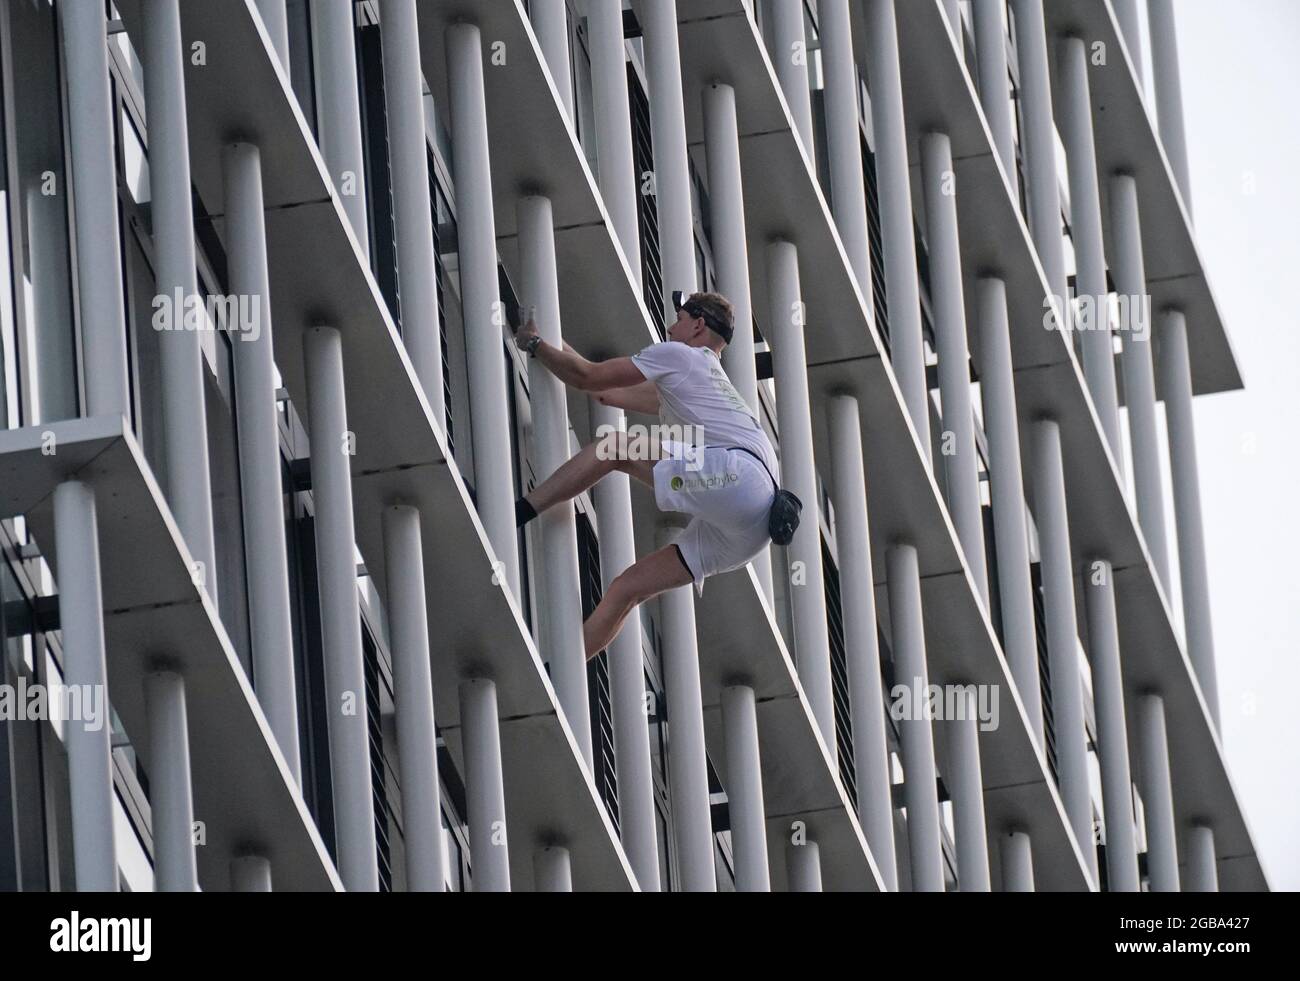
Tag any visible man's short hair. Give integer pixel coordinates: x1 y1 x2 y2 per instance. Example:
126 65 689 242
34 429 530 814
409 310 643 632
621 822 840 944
677 291 735 344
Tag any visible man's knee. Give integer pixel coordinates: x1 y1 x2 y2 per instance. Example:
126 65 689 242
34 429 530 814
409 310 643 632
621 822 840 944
584 432 625 477
593 431 650 481
592 429 627 466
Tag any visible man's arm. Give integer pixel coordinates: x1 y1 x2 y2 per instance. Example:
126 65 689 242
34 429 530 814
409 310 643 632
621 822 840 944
515 318 646 392
596 380 661 415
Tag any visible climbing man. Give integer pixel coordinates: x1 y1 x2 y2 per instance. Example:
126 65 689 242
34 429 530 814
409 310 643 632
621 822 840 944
513 290 793 660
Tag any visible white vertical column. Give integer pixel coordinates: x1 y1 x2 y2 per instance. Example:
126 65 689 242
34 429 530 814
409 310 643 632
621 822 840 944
786 840 823 892
1009 0 1070 309
722 685 770 892
921 132 988 605
1147 0 1192 217
819 0 874 317
54 481 119 892
701 87 757 402
311 0 369 255
1111 0 1147 84
1110 174 1170 591
587 0 642 284
1000 829 1035 891
588 400 661 890
533 846 573 892
766 240 834 747
1030 418 1098 883
1186 824 1218 892
446 23 520 598
381 505 447 892
254 0 290 68
460 678 511 891
975 277 1042 740
947 692 990 892
657 524 715 892
1158 310 1219 725
942 0 964 54
886 543 945 892
379 0 445 427
143 0 218 600
769 0 815 170
892 809 912 890
223 141 301 782
864 0 930 454
702 83 772 603
1057 37 1123 466
1136 692 1180 892
640 0 697 305
59 0 131 418
972 0 1018 196
519 194 592 767
143 669 198 891
230 854 273 891
531 0 574 120
304 325 379 892
827 394 898 891
1083 559 1140 891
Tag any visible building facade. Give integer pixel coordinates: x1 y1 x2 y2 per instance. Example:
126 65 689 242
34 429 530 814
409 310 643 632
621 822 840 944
0 0 1265 892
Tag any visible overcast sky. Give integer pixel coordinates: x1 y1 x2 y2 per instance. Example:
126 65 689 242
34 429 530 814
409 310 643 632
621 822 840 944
1131 0 1300 890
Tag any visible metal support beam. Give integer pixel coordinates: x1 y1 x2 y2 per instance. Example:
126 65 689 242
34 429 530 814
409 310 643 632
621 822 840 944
1031 418 1098 883
380 0 445 425
1083 559 1140 891
305 325 379 891
703 82 773 602
143 669 198 891
311 0 369 252
886 543 944 892
381 505 447 892
60 0 131 418
143 0 218 599
460 678 511 891
588 401 661 890
519 193 592 767
722 684 770 892
767 240 834 746
54 481 118 892
827 394 897 890
1158 310 1219 725
657 524 715 892
446 22 520 597
223 140 301 781
863 0 930 452
1136 692 1180 892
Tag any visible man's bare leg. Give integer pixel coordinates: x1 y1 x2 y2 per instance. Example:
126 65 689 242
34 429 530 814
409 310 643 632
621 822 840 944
522 431 657 517
583 545 693 659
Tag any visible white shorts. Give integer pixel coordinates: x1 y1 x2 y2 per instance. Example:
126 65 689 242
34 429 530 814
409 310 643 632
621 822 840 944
651 441 775 595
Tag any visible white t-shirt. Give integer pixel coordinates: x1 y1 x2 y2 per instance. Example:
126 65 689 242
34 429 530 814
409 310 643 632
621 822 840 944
631 341 779 481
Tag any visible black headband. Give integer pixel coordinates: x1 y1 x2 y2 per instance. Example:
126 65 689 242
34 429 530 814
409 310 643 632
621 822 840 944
672 289 734 344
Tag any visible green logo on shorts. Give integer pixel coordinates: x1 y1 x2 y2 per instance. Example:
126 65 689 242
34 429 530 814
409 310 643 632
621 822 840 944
671 475 684 491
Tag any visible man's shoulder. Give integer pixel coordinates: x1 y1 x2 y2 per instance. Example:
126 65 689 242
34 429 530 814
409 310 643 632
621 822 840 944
633 340 698 376
642 340 695 359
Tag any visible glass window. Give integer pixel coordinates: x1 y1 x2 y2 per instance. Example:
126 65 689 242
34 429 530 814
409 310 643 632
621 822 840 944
120 108 149 205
